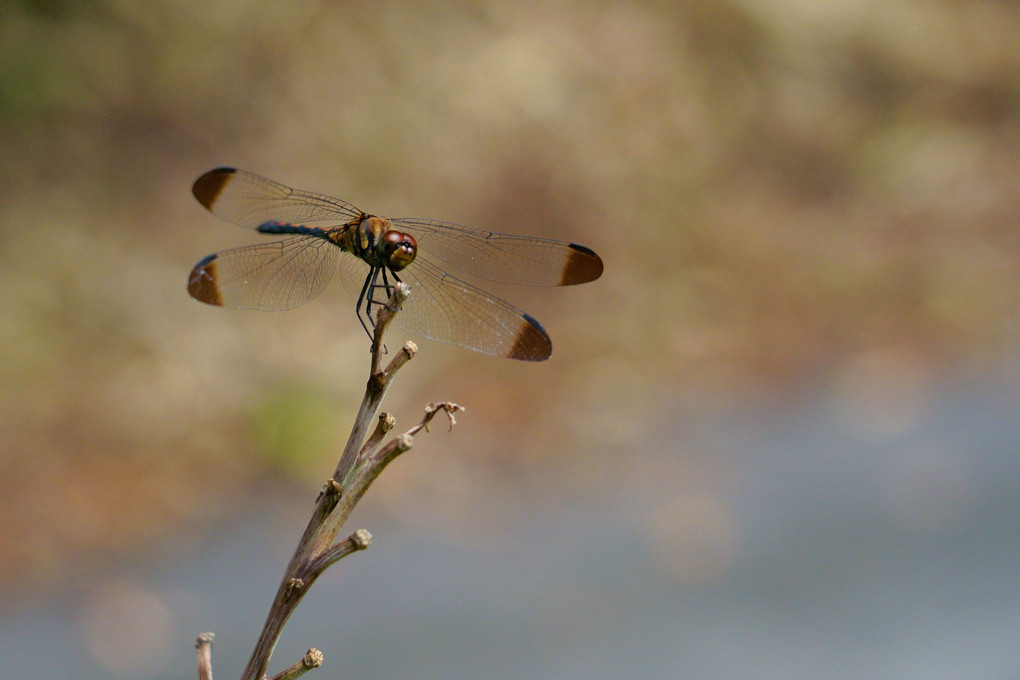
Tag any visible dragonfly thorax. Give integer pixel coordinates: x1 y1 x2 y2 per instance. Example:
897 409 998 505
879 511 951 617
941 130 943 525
346 215 418 271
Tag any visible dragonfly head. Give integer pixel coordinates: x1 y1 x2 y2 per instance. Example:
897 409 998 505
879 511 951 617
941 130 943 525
380 230 417 272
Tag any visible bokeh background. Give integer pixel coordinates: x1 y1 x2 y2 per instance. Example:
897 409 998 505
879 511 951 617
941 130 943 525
3 0 1020 678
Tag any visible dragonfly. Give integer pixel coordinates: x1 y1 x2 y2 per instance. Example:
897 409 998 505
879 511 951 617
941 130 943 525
187 168 603 361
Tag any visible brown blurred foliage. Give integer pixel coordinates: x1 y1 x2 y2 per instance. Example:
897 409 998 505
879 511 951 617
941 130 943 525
1 0 1019 591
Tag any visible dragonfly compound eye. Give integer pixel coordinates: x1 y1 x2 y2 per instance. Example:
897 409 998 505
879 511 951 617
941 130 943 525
382 231 417 271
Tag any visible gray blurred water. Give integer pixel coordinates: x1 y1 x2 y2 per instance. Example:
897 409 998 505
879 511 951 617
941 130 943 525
3 378 1019 680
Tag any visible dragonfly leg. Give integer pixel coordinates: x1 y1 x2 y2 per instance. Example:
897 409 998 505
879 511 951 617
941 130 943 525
354 266 382 341
368 269 404 313
366 268 403 314
354 267 405 349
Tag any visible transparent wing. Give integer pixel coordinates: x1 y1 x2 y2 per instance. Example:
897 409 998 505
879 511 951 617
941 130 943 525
338 253 552 360
193 168 362 229
193 168 603 286
392 217 603 287
188 236 340 311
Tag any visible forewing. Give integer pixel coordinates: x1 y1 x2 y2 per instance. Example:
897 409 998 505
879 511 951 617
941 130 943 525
193 168 362 229
188 236 340 311
392 217 603 287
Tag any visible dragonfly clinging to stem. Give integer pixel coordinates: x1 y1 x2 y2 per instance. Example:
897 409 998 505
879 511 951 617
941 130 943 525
187 168 603 361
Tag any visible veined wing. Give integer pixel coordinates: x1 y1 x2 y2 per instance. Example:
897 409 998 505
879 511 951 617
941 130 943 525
188 236 340 310
193 168 604 287
392 217 603 287
338 252 552 361
193 168 362 230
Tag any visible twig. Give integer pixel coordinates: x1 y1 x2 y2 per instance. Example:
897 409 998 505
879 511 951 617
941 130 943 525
306 529 372 579
196 633 215 680
370 284 412 375
359 412 396 459
220 282 462 680
408 402 465 435
267 649 323 680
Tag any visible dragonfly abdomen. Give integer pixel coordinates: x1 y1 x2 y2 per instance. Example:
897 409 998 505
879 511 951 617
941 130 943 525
257 220 336 240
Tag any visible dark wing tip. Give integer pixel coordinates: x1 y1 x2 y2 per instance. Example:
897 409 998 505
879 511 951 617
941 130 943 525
192 168 238 210
508 314 552 361
561 243 604 285
187 254 224 306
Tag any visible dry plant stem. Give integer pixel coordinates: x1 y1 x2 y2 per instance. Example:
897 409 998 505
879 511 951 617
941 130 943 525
360 412 396 459
342 404 464 518
196 633 215 680
307 529 372 577
267 649 323 680
239 283 445 680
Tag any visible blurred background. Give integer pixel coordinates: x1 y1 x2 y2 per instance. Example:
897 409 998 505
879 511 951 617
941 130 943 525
2 0 1020 678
